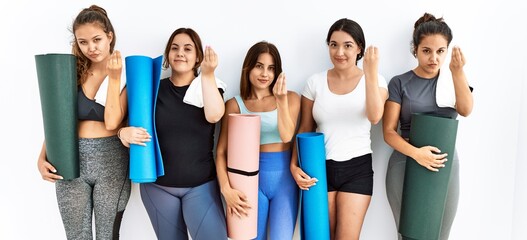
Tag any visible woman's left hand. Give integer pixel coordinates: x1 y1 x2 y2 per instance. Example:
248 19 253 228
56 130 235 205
449 46 465 72
363 45 379 75
201 46 218 76
272 72 288 102
107 50 123 81
118 126 151 147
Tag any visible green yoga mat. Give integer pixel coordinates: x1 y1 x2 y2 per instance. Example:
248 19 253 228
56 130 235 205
399 113 458 240
35 53 79 180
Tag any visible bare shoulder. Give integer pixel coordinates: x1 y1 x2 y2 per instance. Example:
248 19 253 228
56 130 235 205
225 97 241 114
287 90 300 99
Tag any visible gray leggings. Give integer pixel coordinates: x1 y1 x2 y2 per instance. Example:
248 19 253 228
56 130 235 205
56 136 131 240
385 150 459 240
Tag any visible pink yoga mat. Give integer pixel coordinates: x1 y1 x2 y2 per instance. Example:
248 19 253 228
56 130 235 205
226 113 261 240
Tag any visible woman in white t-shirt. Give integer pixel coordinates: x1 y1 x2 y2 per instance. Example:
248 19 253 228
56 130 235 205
290 18 388 240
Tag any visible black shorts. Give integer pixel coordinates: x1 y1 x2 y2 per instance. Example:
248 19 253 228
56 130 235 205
326 153 373 195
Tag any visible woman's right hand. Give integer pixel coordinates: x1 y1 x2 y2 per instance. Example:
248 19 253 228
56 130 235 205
290 165 318 190
221 186 251 218
412 146 448 172
37 156 62 183
118 127 151 147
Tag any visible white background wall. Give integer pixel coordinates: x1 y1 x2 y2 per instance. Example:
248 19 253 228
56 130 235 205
1 0 526 239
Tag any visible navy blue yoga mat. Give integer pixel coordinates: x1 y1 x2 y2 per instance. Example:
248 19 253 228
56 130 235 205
296 132 330 240
400 114 458 240
125 55 164 183
35 53 79 180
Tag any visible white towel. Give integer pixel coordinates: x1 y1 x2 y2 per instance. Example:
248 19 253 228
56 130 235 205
435 52 456 108
183 74 227 108
94 65 127 106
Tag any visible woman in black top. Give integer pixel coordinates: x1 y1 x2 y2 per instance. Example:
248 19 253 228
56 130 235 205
120 28 227 239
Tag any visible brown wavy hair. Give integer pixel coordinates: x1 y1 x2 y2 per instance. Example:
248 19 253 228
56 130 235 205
71 5 116 85
239 41 283 100
162 28 204 77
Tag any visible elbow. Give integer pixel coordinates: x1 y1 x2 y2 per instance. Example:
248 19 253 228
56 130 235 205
368 113 383 125
281 132 295 143
206 113 223 124
456 104 473 117
369 117 381 125
457 108 472 117
383 128 394 144
383 132 390 143
205 106 225 123
105 120 120 131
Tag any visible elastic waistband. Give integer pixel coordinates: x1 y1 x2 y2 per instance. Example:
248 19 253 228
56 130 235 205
259 150 291 171
78 135 121 147
327 153 372 167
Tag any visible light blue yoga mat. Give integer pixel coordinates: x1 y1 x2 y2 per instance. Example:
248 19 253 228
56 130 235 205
35 53 79 180
296 132 330 240
125 55 164 183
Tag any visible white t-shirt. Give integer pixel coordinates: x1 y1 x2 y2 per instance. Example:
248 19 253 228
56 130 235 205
302 70 387 161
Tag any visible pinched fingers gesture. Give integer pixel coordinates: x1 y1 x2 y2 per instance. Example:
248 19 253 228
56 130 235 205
413 146 448 172
363 45 379 75
201 46 218 75
449 46 466 72
272 72 288 101
107 50 123 81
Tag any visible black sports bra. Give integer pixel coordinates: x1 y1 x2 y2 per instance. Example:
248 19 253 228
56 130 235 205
78 87 105 122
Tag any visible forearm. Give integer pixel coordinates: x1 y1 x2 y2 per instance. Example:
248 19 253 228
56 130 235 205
276 98 295 142
201 73 225 123
290 141 300 170
38 141 47 161
103 80 125 130
452 70 473 116
384 129 417 159
215 151 232 194
364 72 386 122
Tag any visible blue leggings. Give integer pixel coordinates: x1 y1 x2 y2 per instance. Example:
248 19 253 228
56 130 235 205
256 150 299 240
140 180 227 240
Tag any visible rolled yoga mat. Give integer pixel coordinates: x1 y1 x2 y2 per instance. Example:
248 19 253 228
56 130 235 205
399 113 459 240
35 53 79 180
226 114 261 240
296 132 330 240
125 55 164 183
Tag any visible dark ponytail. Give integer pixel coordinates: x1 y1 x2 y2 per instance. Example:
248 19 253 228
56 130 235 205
411 13 452 56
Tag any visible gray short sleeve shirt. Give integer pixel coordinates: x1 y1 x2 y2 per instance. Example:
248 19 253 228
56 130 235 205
387 70 458 138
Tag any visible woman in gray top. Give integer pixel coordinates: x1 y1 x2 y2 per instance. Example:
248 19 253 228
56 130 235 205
383 12 473 240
